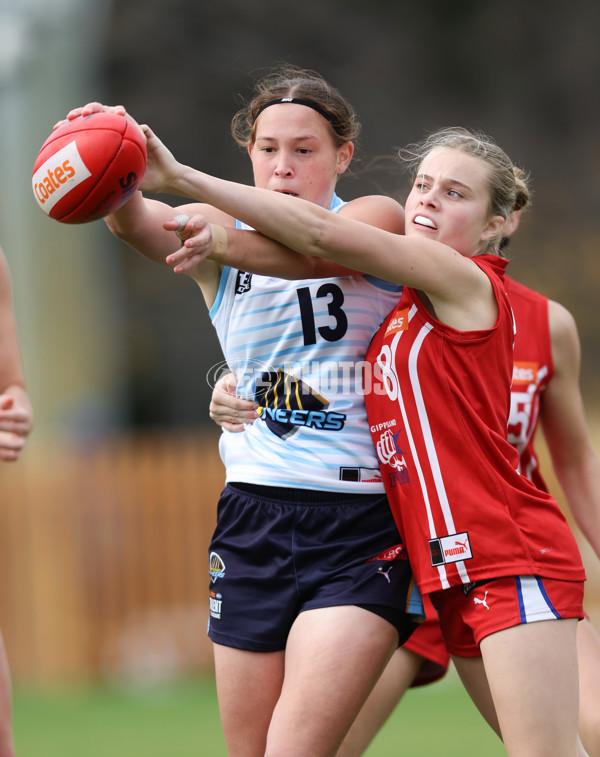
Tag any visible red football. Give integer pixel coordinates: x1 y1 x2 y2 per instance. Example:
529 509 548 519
31 111 147 224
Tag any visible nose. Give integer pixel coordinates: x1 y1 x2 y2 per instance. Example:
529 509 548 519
418 187 439 208
274 152 293 177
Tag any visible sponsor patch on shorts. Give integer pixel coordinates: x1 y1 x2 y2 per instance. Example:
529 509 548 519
209 590 223 620
429 532 472 566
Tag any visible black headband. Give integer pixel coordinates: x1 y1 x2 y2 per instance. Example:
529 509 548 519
253 97 344 136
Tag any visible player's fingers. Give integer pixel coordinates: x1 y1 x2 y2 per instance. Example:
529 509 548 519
165 245 203 270
0 432 26 453
0 445 23 461
81 102 125 117
221 421 246 433
212 389 257 411
165 248 187 266
56 104 125 130
64 107 85 121
173 214 191 241
172 256 206 275
220 373 238 393
210 401 257 423
0 413 31 431
168 214 210 240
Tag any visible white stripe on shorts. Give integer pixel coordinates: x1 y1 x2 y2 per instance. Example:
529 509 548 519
516 576 561 622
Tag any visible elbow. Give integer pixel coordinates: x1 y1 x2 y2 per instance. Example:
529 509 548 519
104 214 128 240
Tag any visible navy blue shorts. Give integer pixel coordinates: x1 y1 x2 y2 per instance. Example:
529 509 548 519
207 483 421 652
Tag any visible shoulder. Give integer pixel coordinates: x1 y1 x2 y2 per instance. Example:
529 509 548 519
337 194 405 233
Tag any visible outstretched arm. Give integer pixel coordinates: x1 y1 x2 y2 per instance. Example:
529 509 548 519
165 191 405 282
57 104 388 287
55 103 230 307
139 123 495 328
541 300 600 558
56 102 233 268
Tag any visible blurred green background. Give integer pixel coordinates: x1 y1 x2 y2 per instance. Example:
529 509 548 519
13 670 508 756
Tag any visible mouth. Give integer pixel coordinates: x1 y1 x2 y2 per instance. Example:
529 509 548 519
413 214 437 230
274 189 299 197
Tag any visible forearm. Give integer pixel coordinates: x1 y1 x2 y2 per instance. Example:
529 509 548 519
171 166 330 261
220 228 357 280
145 128 459 292
553 455 600 559
104 191 185 267
140 124 326 258
169 167 407 281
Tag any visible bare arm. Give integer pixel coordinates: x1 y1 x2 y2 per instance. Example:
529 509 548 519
166 194 405 282
105 190 232 268
140 125 495 330
57 102 229 307
104 192 226 308
0 251 33 461
540 299 600 558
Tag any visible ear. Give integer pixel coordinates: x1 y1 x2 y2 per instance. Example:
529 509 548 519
336 141 354 175
247 144 253 159
480 214 505 243
502 210 521 239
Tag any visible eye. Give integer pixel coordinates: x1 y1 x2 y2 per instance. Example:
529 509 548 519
447 189 463 198
414 181 428 191
297 147 312 154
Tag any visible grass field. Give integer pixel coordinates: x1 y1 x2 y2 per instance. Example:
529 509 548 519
12 666 506 756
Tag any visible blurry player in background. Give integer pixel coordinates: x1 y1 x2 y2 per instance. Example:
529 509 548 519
0 245 34 756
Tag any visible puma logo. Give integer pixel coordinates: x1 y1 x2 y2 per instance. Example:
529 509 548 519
377 566 393 584
473 590 490 610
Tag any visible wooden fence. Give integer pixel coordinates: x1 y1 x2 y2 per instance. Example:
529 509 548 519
0 432 224 688
0 428 598 689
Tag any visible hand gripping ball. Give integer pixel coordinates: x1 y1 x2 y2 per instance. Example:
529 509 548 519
31 111 147 224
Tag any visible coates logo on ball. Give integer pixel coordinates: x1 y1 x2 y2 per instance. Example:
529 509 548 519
31 111 147 224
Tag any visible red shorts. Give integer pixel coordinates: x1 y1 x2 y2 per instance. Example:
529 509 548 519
430 575 585 658
402 595 450 687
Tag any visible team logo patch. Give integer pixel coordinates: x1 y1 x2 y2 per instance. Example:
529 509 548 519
384 307 410 337
209 590 223 619
512 361 538 385
375 427 410 485
429 532 472 567
255 369 346 440
209 551 226 583
235 271 252 294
